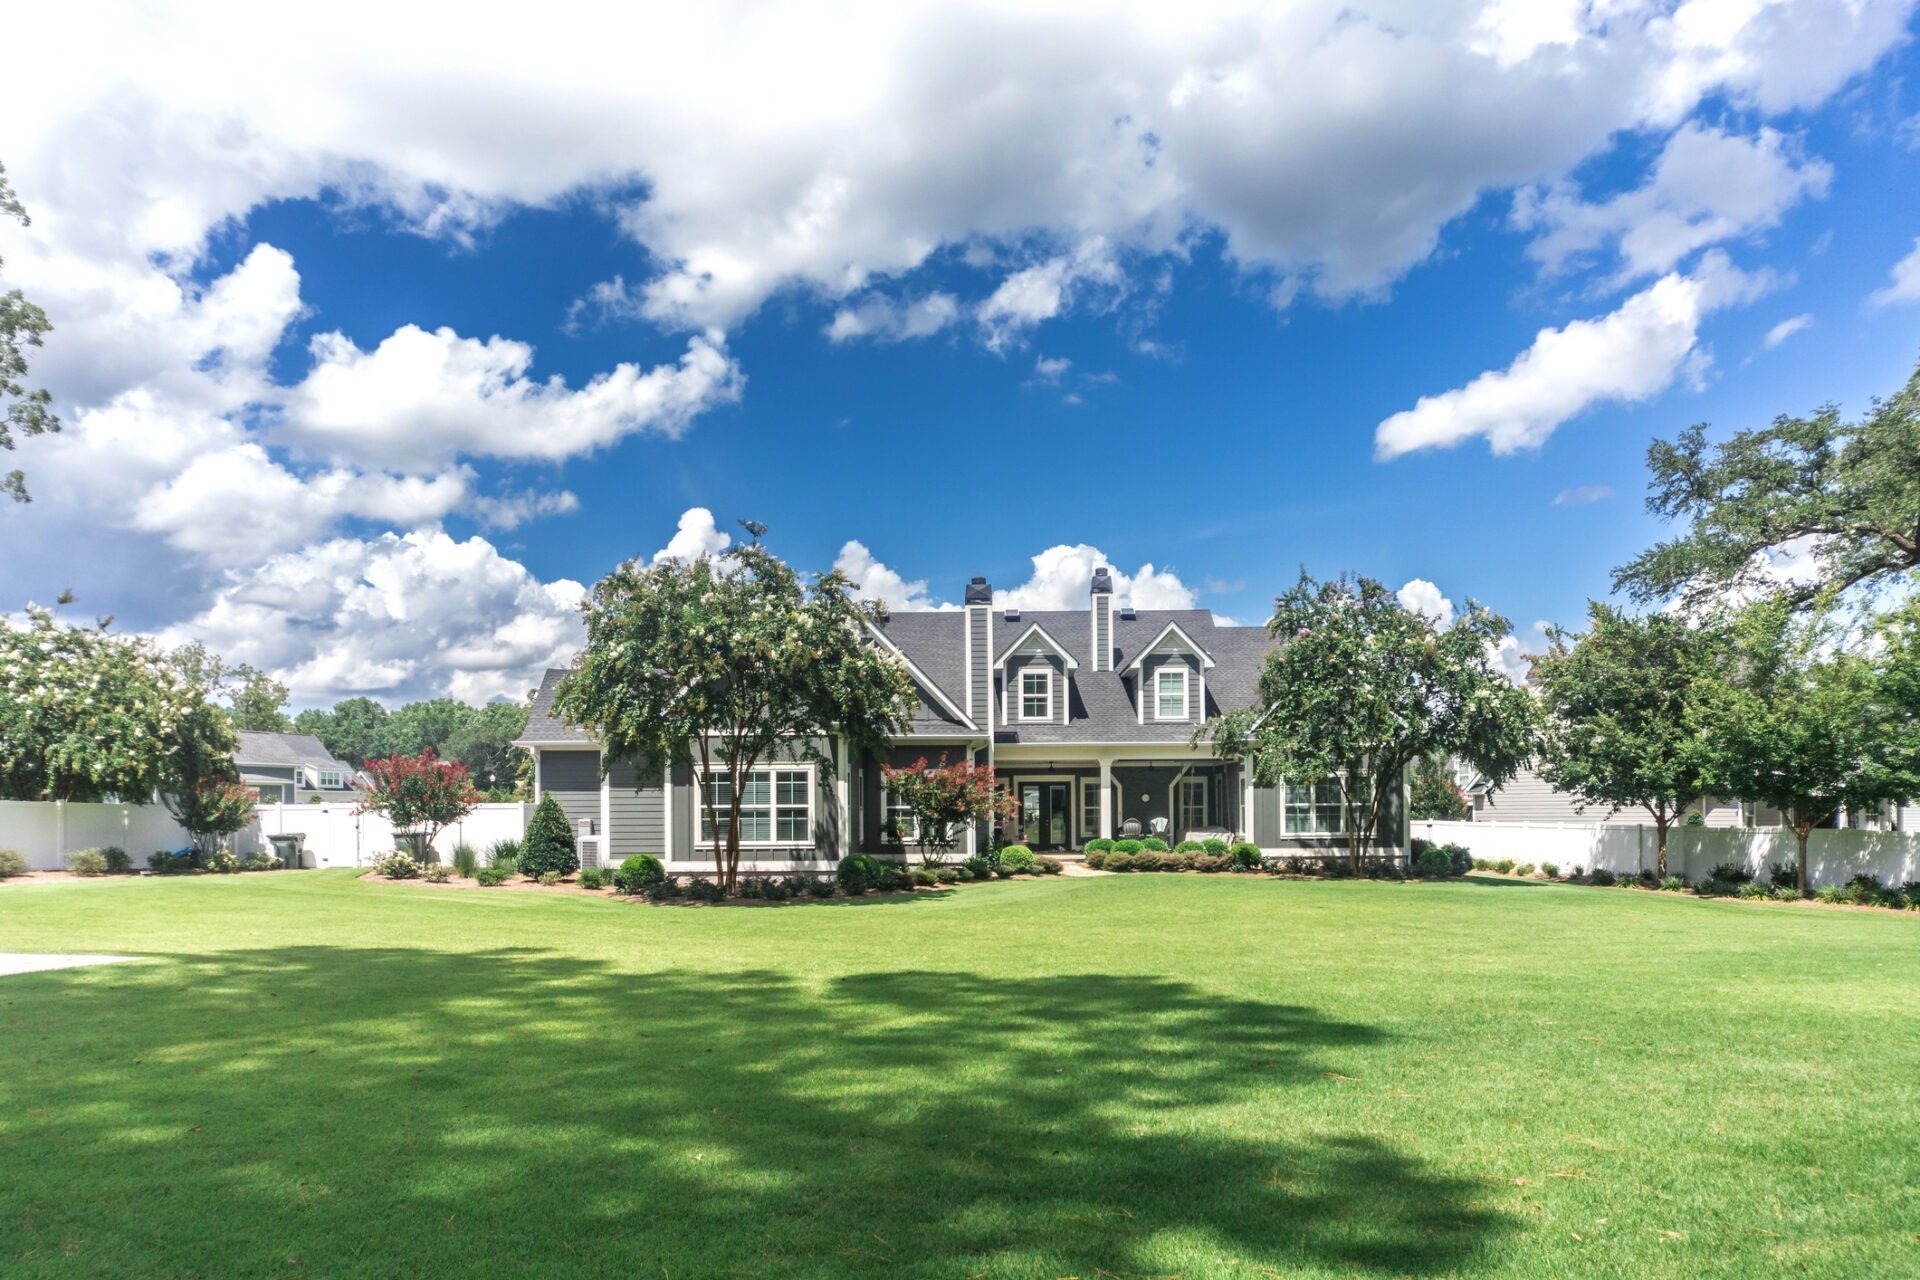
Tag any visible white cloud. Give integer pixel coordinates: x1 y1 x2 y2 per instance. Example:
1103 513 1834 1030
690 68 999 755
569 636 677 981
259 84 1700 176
1374 252 1773 459
825 292 960 343
1553 484 1615 506
979 241 1122 350
278 325 743 470
470 488 582 531
1396 579 1456 629
1868 237 1920 307
161 530 587 705
1488 621 1552 685
834 539 952 612
1515 124 1832 283
1033 355 1072 383
1762 313 1814 347
651 507 732 565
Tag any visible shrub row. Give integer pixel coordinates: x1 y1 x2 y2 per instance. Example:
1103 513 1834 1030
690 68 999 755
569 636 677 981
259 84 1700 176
1085 842 1260 873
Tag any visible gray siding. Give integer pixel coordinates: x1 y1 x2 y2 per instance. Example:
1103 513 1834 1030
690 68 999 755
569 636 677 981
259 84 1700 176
1093 597 1111 671
968 607 990 727
540 748 602 832
1007 654 1065 725
1143 653 1199 725
607 757 665 857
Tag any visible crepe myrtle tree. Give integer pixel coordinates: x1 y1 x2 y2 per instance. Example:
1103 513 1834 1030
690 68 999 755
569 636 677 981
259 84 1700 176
1700 597 1920 894
553 523 918 894
357 749 483 861
1 162 60 503
1532 603 1727 879
1198 572 1538 874
879 754 1020 865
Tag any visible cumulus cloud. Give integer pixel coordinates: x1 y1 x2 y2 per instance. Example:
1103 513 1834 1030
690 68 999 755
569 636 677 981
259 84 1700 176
278 325 743 470
825 292 960 343
1488 622 1552 685
1396 579 1456 629
1868 237 1920 307
1515 124 1832 283
1374 252 1773 459
651 507 732 565
1762 313 1814 348
979 241 1123 350
834 540 952 612
161 530 587 705
832 537 1197 613
1553 484 1615 506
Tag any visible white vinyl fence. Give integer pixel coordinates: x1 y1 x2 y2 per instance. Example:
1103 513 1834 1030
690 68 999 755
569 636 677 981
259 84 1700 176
0 799 533 871
255 802 532 868
1415 819 1920 890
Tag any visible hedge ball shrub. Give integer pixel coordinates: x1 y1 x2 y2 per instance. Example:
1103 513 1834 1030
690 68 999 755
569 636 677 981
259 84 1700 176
1083 838 1115 854
1083 850 1108 869
615 855 666 894
1227 842 1261 871
1414 847 1451 878
1112 839 1144 856
1036 856 1064 875
837 852 887 893
475 866 510 886
1105 852 1136 872
1173 840 1205 854
1141 837 1169 853
0 849 30 877
1202 838 1229 858
997 844 1037 874
101 846 134 874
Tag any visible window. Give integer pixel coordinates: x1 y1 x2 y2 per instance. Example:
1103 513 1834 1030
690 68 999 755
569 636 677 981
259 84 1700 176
1176 776 1207 833
1080 778 1108 841
1155 666 1188 720
701 766 813 844
1284 778 1345 834
317 769 344 790
882 787 918 843
1020 668 1052 721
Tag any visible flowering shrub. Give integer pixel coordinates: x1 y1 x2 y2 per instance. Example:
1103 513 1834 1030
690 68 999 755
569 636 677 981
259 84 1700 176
370 851 420 880
879 754 1020 864
422 863 452 883
358 750 482 850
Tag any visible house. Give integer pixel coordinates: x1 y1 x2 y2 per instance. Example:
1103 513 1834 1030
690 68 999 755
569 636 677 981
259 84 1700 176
1460 762 1915 832
233 731 362 804
514 567 1408 871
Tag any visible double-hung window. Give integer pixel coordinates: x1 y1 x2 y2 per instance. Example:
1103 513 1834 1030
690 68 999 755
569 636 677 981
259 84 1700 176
1019 668 1051 721
1155 666 1188 720
701 766 813 844
1284 778 1346 834
882 787 918 843
317 769 344 790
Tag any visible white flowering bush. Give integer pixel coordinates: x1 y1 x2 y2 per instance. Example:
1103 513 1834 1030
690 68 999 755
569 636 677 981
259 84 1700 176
369 850 420 879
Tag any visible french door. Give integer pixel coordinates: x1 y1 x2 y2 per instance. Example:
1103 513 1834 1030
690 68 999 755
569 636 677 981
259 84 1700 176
1176 776 1207 839
1018 780 1071 850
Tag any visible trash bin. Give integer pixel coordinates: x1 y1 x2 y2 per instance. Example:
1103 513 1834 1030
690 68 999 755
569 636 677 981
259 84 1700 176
268 834 308 869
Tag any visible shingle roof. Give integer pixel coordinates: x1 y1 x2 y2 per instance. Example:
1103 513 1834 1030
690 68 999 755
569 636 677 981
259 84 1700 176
232 731 354 770
516 605 1275 748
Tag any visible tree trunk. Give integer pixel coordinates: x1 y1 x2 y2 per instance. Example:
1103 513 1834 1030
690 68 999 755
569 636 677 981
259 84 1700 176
1654 815 1670 879
1796 824 1811 897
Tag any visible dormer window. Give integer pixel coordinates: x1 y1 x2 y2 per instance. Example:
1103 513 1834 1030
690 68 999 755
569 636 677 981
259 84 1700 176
317 769 344 790
1155 666 1188 720
1020 668 1052 721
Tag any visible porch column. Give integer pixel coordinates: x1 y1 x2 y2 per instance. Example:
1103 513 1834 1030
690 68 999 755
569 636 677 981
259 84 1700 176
1098 758 1114 840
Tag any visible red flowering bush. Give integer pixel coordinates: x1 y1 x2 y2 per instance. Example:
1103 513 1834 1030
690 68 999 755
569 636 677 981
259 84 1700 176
879 754 1018 865
357 749 482 852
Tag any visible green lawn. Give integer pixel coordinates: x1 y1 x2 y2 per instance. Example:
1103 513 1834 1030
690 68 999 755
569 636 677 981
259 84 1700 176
2 871 1916 1278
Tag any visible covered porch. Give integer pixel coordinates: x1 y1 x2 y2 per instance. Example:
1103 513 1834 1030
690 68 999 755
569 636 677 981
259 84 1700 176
993 755 1241 852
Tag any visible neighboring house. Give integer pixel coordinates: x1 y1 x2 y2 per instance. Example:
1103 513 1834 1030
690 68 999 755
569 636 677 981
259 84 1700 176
233 731 363 804
514 567 1408 871
1459 763 1916 832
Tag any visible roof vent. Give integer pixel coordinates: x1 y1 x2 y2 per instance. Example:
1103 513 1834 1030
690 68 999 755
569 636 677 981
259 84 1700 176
1004 608 1021 623
1119 606 1136 621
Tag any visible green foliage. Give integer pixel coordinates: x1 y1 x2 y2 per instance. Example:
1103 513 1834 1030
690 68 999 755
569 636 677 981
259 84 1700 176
0 162 59 503
452 844 478 878
1413 847 1451 878
1082 850 1107 868
1105 852 1136 872
489 838 522 874
475 866 510 886
422 863 452 884
148 850 192 875
1702 599 1920 893
1134 851 1165 872
837 852 887 893
0 849 26 877
520 793 579 878
64 849 107 876
1202 838 1229 858
537 870 563 887
1201 572 1538 873
1616 359 1920 610
577 866 605 890
294 697 392 769
1408 754 1471 821
554 526 918 894
1227 842 1261 870
1112 839 1144 855
371 852 419 880
963 852 997 880
1036 857 1064 875
1515 863 1535 877
358 749 482 848
996 844 1037 874
1083 838 1114 854
0 604 221 803
1493 858 1515 874
1590 868 1617 886
167 641 292 733
101 846 132 874
1140 837 1169 853
615 855 666 894
1541 862 1560 879
1658 875 1690 893
880 753 1018 863
804 877 836 898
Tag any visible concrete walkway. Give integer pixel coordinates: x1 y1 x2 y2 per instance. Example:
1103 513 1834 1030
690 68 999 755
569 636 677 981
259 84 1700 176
0 954 142 976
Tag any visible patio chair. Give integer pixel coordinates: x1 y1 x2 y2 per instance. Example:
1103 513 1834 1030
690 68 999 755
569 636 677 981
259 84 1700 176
1119 818 1143 838
1149 817 1169 841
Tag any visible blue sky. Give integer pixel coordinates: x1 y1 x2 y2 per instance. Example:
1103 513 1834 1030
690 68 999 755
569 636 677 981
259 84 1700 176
4 2 1919 705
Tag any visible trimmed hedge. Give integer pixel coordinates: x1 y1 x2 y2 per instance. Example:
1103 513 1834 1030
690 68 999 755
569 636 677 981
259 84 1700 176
615 854 666 894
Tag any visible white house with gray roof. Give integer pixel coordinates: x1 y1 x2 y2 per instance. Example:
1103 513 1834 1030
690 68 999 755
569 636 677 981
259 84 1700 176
515 567 1407 871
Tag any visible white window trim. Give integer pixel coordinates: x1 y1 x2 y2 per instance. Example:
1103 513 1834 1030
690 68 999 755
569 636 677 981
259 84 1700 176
317 769 345 790
1155 664 1188 721
699 763 816 847
1174 774 1207 831
882 785 920 843
1019 667 1053 722
1283 776 1347 836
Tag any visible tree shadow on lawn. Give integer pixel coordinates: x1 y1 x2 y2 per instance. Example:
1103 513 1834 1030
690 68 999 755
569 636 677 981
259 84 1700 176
2 949 1511 1278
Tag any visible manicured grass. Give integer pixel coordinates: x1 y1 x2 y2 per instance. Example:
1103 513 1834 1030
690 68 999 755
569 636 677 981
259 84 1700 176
2 872 1916 1278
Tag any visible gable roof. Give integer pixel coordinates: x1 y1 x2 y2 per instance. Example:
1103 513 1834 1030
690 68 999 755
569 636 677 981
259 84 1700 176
993 622 1079 669
232 731 353 771
1122 619 1216 670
